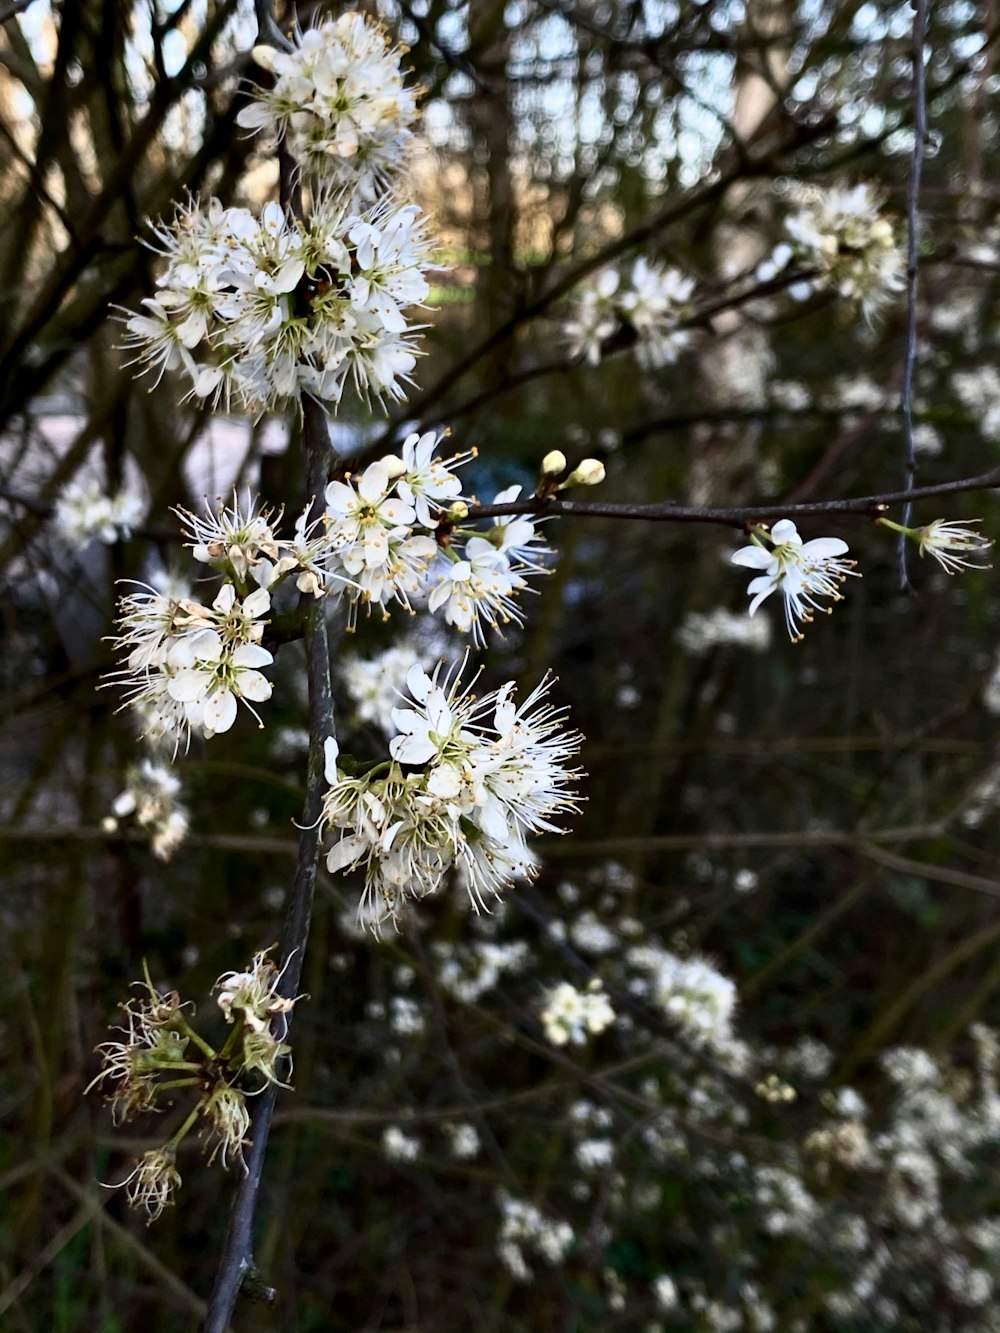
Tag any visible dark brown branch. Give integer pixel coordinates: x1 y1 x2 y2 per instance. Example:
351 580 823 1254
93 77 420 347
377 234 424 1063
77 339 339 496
465 467 1000 530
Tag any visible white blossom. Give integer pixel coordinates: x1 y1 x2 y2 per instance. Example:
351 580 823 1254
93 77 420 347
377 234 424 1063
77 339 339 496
731 519 858 642
540 979 615 1046
914 518 992 575
53 477 144 546
783 183 904 319
321 662 581 928
111 759 189 861
239 13 419 203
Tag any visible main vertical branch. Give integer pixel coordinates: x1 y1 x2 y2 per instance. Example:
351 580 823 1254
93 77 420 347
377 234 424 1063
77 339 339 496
203 401 333 1331
204 9 334 1327
898 0 928 591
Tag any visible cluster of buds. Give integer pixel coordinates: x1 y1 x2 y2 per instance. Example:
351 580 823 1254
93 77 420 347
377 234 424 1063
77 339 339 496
321 661 582 929
88 952 299 1222
563 257 695 368
536 450 606 499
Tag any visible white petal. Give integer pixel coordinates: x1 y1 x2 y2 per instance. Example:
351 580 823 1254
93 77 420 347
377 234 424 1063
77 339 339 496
168 669 209 702
232 643 273 669
405 663 431 702
731 546 774 570
204 689 238 733
238 670 272 703
769 519 801 547
800 536 849 560
242 588 271 618
390 732 439 765
324 736 340 783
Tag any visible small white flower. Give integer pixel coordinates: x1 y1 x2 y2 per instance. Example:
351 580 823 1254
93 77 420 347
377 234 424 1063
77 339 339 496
53 478 144 546
731 519 858 642
914 519 992 575
382 1125 421 1162
784 183 904 320
540 979 615 1047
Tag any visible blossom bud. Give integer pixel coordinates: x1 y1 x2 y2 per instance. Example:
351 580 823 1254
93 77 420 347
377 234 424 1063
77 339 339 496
252 44 278 72
562 458 605 488
540 450 567 477
380 454 407 479
444 501 469 522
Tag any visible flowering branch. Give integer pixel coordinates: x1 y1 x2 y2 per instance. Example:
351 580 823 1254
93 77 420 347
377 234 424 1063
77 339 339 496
465 466 1000 530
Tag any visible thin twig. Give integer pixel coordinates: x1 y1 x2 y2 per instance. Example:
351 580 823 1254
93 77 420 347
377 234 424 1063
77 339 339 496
898 0 929 590
465 465 1000 529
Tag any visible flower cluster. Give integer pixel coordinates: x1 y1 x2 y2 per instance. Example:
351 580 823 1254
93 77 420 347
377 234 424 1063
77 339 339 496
564 258 695 368
108 758 189 861
110 578 273 748
109 457 554 743
321 662 582 928
53 477 144 547
90 952 301 1221
676 606 772 656
497 1191 574 1281
731 519 858 642
783 183 905 319
239 13 419 204
324 442 551 638
122 192 433 414
539 979 615 1046
626 947 737 1049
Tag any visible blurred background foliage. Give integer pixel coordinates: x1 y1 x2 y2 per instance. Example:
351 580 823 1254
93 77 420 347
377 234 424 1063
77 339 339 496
4 0 1000 1328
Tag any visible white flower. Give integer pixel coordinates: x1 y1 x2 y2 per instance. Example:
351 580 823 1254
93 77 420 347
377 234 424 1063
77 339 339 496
109 580 274 743
677 607 771 655
53 478 144 546
619 257 695 368
215 948 297 1034
166 631 274 735
627 947 736 1048
784 183 904 319
321 662 582 928
540 980 615 1046
731 519 858 641
323 459 436 624
382 1125 421 1161
564 268 620 365
444 1122 481 1160
426 542 521 646
563 258 695 368
391 429 469 528
178 494 282 582
497 1191 573 1280
914 519 992 575
239 13 419 202
120 192 434 414
111 760 189 861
